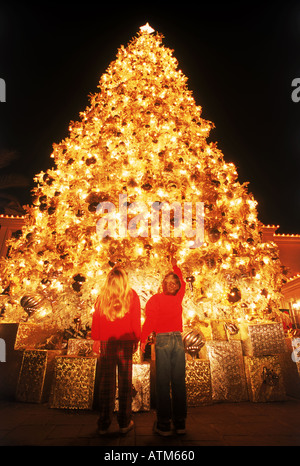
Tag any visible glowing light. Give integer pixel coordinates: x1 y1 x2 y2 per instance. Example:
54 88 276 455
140 23 155 34
292 300 300 311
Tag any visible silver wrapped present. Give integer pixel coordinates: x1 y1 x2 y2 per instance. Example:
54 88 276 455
115 363 150 412
67 338 94 356
16 349 61 403
240 322 286 357
207 341 248 402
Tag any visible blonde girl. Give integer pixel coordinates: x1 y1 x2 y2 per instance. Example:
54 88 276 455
92 267 141 435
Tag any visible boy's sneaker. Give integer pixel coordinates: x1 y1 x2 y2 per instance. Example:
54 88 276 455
97 424 110 435
120 420 134 434
153 420 172 437
174 421 186 435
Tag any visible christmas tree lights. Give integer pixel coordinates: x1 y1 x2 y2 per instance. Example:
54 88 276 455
0 24 283 330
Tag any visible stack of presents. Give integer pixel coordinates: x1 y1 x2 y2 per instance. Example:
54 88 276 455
1 319 300 410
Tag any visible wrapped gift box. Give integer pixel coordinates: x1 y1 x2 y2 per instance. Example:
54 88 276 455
207 341 248 402
240 322 286 357
244 355 286 402
131 363 150 411
15 349 60 403
115 363 150 412
210 320 227 341
67 338 94 357
16 350 48 403
197 321 212 341
186 359 212 406
132 346 142 364
14 322 62 350
50 356 97 409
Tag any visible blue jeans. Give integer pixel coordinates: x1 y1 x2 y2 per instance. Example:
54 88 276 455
155 332 187 425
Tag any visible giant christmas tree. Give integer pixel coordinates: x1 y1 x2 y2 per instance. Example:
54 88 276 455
0 24 283 331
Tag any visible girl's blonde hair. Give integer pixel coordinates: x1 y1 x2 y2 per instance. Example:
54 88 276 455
95 267 132 321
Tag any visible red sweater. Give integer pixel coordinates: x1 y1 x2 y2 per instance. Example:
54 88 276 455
141 266 186 343
91 289 141 342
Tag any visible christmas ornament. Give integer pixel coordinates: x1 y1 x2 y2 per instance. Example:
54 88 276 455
20 294 52 321
208 227 221 243
227 287 241 304
205 255 216 269
183 329 205 358
0 305 5 318
72 274 86 293
186 276 195 291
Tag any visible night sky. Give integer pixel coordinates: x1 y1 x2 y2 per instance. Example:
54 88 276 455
0 1 300 234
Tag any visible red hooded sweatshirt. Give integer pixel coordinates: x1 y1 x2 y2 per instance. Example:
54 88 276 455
141 265 186 343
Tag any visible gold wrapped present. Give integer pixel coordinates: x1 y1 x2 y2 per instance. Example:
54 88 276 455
210 320 227 341
14 322 62 350
240 322 286 357
15 349 61 403
16 350 48 403
186 359 212 406
115 363 150 412
67 338 94 357
207 341 248 402
50 356 97 409
244 355 286 402
197 321 212 340
183 319 212 341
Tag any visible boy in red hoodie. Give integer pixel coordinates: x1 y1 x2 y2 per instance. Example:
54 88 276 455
141 257 187 436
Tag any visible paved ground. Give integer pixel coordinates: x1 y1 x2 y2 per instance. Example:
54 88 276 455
0 398 300 447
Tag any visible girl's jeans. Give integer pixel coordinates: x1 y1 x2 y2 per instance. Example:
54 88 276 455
155 332 187 425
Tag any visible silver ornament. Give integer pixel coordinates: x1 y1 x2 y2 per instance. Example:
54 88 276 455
183 329 205 358
20 294 52 321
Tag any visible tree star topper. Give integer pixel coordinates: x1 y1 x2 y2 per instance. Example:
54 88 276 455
140 23 155 34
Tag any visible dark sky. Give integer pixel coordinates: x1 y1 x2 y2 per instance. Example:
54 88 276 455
0 1 300 234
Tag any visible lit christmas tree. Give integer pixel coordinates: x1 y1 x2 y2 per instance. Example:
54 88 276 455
0 24 283 331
